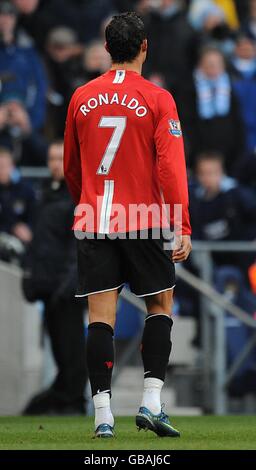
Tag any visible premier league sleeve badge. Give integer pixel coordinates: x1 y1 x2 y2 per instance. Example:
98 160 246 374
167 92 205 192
169 119 182 138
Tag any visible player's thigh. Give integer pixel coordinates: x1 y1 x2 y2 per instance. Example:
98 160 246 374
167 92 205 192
76 237 123 297
76 237 122 328
145 289 174 316
119 234 175 298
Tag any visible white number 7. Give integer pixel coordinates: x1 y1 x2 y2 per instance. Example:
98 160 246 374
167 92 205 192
97 116 127 175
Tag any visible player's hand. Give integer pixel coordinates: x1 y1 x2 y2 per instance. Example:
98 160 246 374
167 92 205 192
172 235 192 263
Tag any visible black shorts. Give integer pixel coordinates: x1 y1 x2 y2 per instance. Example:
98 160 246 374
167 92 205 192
76 231 175 298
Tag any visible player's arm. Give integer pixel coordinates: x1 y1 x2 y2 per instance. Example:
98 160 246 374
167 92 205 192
154 91 192 262
64 93 82 206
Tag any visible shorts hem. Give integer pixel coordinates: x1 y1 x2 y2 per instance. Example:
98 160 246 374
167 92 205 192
133 284 176 298
75 283 125 298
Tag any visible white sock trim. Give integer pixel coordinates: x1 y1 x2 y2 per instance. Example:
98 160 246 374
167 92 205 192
144 377 164 389
93 392 110 409
145 314 172 322
141 377 164 415
93 392 114 429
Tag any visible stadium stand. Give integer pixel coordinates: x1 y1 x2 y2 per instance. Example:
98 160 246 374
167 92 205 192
1 0 256 415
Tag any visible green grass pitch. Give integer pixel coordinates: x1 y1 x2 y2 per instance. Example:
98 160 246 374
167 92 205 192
0 416 256 450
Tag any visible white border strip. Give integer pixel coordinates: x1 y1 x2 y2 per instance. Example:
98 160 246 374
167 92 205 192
76 284 176 298
99 180 114 234
145 313 172 321
75 283 125 298
135 284 176 298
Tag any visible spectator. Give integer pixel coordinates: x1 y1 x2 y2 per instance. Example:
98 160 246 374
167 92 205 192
190 151 256 267
188 0 236 56
45 32 111 140
22 140 87 415
236 148 256 189
15 0 115 48
141 0 197 94
242 0 256 41
11 0 40 48
230 34 256 154
235 0 249 23
14 0 80 51
215 266 256 397
82 40 111 83
248 258 256 294
0 146 35 261
189 0 239 32
77 0 115 43
45 27 84 139
114 0 137 11
12 0 40 15
214 0 240 30
136 0 152 16
179 45 245 171
0 0 48 164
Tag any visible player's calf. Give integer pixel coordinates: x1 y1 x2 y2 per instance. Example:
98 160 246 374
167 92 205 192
87 321 115 436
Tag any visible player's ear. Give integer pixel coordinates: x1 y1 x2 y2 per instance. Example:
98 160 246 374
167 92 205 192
104 41 109 53
141 39 147 53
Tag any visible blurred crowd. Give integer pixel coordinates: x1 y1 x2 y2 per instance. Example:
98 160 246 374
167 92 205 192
1 0 256 275
1 0 256 400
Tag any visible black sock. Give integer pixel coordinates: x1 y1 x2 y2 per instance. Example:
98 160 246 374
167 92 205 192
141 314 173 382
87 322 114 397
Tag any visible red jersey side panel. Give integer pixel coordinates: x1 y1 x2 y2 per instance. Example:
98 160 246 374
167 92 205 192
64 70 191 235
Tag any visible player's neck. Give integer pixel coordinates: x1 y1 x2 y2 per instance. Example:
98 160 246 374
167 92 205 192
111 60 142 75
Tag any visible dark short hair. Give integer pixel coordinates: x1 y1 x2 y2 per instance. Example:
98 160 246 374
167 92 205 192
235 32 255 45
49 139 64 147
0 146 13 159
105 12 146 63
0 1 18 16
195 151 225 168
198 43 225 64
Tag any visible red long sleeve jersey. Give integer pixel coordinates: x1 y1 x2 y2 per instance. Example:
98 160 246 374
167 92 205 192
64 69 191 235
